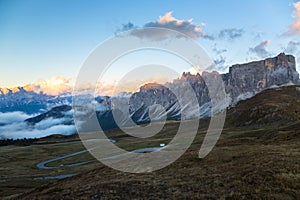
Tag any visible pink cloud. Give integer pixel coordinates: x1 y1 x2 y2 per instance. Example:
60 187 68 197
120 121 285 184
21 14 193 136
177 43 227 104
286 2 300 35
24 76 73 96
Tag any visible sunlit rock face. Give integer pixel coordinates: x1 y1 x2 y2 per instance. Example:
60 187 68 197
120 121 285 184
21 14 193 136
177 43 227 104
128 72 211 122
223 53 299 102
0 53 299 132
128 53 299 123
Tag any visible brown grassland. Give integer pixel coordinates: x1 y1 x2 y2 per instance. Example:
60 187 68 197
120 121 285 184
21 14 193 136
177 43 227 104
0 86 300 199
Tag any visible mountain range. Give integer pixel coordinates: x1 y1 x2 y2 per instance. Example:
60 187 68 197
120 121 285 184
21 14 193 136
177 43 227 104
0 88 72 114
0 53 299 139
12 84 300 199
96 53 299 127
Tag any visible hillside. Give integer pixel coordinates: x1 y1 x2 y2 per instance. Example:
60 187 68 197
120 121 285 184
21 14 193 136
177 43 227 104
1 85 297 199
226 85 300 127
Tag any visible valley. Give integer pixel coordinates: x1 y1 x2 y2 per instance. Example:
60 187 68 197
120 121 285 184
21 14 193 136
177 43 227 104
0 86 300 199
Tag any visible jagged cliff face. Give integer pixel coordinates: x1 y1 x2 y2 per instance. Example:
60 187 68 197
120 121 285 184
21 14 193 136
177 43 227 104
128 53 299 123
128 74 214 123
224 53 299 102
128 73 211 122
1 53 298 131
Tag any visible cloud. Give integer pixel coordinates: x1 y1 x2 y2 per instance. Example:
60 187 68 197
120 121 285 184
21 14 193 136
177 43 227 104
218 28 244 40
212 45 227 54
144 12 206 39
95 82 117 96
119 12 213 40
214 56 226 66
23 76 73 96
116 22 137 33
0 111 76 139
286 2 300 36
249 40 271 58
189 67 203 75
112 74 174 94
35 117 70 130
0 112 34 125
213 56 229 72
210 44 229 72
3 76 117 97
204 55 229 72
253 31 264 40
0 123 76 139
284 41 300 54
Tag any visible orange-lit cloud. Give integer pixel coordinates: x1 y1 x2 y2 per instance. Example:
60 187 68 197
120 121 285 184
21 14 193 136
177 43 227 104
95 82 117 96
157 12 190 25
189 66 203 75
24 76 73 96
22 75 173 96
147 11 206 39
249 40 271 58
123 11 213 40
287 2 300 35
24 77 115 96
100 74 173 95
1 73 185 96
31 74 172 96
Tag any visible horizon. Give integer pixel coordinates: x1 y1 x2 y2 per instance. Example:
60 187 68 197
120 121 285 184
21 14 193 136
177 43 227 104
1 0 300 92
1 2 300 197
0 52 298 96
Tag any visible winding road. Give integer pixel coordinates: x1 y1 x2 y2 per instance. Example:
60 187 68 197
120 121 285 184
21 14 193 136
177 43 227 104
35 139 163 180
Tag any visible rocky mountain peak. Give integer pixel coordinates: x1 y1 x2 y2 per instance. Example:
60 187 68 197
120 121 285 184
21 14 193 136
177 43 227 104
140 83 164 91
229 53 296 73
128 53 299 123
0 88 10 95
225 53 299 102
273 52 295 66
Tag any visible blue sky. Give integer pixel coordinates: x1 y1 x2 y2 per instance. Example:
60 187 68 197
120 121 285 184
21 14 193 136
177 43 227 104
0 0 300 89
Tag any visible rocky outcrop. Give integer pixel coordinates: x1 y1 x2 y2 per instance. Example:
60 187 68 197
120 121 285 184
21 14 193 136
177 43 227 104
6 53 298 133
223 53 299 102
129 72 211 122
128 53 299 123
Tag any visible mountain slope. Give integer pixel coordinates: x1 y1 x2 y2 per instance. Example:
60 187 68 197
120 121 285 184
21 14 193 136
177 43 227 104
128 53 299 123
14 85 300 200
25 105 73 125
1 53 299 139
226 85 300 127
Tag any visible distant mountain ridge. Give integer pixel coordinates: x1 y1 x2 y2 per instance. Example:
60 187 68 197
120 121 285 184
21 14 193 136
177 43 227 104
0 88 72 114
128 53 299 123
1 53 299 138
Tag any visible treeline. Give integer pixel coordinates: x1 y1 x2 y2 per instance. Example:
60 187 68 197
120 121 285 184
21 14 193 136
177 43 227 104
0 138 38 146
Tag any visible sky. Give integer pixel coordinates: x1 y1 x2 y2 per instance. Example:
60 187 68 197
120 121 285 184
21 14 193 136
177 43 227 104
0 0 300 94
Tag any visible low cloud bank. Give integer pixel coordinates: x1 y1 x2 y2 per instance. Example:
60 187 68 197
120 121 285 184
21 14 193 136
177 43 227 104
0 112 34 125
0 111 76 139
